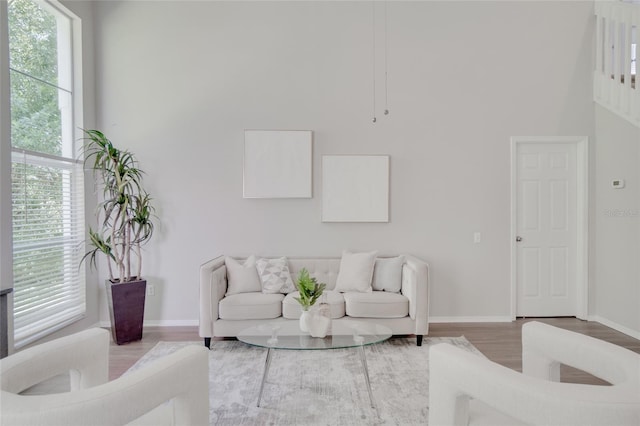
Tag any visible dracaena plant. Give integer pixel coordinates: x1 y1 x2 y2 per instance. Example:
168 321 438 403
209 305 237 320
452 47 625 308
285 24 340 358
294 268 326 310
81 130 155 283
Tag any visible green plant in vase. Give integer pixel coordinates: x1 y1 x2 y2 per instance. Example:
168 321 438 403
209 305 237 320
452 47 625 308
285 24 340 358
294 268 326 333
80 129 156 345
294 268 326 311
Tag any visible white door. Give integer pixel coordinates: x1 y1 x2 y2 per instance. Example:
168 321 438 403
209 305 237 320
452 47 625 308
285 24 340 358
515 141 578 317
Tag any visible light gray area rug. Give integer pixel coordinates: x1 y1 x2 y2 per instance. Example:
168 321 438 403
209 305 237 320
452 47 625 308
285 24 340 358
129 336 482 426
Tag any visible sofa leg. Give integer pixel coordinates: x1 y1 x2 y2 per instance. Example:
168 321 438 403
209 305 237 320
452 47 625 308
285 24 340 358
417 335 423 346
204 337 211 349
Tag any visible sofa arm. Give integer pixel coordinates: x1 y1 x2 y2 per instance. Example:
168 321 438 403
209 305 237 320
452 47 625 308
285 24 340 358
199 255 227 340
401 255 429 336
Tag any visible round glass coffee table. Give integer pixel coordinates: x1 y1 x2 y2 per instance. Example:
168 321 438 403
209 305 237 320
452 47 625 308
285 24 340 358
238 320 392 409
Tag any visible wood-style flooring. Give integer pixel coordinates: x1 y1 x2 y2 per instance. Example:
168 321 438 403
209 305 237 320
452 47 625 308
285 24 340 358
109 318 640 384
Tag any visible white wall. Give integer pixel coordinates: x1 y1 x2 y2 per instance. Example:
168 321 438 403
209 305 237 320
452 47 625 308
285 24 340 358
593 105 640 336
93 1 595 324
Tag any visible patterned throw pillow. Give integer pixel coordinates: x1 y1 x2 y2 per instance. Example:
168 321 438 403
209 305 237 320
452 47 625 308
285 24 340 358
256 257 296 294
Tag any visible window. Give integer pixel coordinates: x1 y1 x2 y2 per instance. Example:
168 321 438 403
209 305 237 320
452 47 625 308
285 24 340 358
8 0 85 348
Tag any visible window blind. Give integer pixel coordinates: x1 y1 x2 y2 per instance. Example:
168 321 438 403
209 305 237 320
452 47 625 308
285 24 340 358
11 149 85 348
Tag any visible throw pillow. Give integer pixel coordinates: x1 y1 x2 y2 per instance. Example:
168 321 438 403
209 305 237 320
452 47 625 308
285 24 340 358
256 257 295 294
225 255 262 296
372 256 405 292
335 250 377 293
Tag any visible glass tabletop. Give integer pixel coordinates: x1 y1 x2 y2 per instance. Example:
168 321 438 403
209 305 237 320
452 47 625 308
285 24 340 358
237 320 392 350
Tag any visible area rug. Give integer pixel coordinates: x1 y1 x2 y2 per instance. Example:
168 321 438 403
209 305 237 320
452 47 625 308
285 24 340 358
128 336 482 425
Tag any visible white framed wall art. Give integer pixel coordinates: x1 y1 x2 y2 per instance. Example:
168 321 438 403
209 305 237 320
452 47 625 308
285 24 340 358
243 130 313 198
322 155 389 222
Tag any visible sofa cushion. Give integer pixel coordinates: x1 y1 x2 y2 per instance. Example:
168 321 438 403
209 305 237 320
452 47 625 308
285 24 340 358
256 257 295 294
282 290 346 319
343 291 409 318
225 256 261 296
372 256 405 293
335 250 377 293
219 292 284 320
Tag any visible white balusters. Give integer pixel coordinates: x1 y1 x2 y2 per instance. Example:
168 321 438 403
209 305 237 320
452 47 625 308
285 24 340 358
594 1 640 127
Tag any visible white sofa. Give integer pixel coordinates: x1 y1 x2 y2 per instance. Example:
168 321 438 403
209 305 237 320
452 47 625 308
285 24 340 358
199 254 430 347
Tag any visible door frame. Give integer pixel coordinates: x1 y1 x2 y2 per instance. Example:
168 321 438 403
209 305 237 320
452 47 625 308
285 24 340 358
510 136 589 320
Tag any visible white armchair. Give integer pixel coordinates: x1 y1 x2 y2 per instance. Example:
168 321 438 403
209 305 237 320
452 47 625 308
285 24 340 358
1 328 209 426
428 321 640 426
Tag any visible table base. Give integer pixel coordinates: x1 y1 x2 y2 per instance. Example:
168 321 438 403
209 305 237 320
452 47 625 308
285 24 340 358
256 345 378 410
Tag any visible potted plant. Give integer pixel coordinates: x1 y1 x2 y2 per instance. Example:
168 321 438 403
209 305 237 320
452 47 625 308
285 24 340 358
294 268 326 333
81 130 155 345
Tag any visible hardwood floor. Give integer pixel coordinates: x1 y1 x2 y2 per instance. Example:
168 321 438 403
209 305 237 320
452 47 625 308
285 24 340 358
429 318 640 384
109 318 640 384
108 326 200 380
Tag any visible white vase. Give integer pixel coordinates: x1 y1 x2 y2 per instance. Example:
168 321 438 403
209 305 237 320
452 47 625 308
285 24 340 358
299 309 312 332
309 315 331 338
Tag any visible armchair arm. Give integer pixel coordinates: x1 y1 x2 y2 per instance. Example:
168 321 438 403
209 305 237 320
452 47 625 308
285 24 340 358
199 255 227 339
1 328 109 394
401 255 429 335
2 344 210 426
522 321 640 388
429 343 640 426
429 344 640 425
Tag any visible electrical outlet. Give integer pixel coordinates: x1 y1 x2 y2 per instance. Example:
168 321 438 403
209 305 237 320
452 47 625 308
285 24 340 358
146 284 155 296
473 232 481 243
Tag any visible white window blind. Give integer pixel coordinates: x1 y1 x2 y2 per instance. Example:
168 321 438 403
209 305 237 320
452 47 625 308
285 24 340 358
8 0 85 348
11 150 85 346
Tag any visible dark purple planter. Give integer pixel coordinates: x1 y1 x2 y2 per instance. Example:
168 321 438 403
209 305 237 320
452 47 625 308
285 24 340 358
106 279 146 345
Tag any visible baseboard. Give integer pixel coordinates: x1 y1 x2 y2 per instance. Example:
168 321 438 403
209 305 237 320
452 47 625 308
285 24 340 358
143 320 199 327
588 315 640 340
429 316 513 323
99 320 198 328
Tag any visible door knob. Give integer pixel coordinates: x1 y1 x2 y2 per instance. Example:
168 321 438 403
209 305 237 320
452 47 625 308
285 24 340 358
516 236 523 242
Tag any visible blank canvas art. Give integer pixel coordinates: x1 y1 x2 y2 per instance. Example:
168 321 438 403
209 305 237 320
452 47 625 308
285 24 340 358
322 155 389 222
243 130 312 198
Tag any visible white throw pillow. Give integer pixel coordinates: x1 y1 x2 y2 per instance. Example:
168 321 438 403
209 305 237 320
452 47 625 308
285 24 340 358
225 256 262 296
335 250 378 293
256 257 295 294
372 256 405 293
